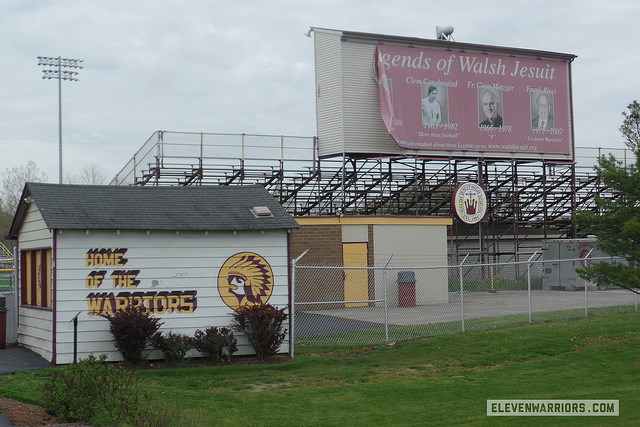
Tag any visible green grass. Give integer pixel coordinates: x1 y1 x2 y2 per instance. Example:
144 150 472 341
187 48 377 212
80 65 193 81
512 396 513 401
0 275 12 291
1 311 639 426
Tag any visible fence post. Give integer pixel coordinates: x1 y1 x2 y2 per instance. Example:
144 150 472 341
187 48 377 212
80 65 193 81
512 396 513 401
459 254 469 332
583 248 594 319
71 312 81 363
383 256 393 344
133 153 137 183
290 249 309 359
527 251 538 324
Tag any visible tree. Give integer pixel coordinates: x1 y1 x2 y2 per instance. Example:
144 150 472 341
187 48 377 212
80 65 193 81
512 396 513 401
575 101 640 294
1 161 48 215
619 100 640 151
0 208 14 253
65 163 109 185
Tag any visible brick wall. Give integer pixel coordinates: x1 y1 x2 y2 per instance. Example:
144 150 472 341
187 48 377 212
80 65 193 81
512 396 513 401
290 225 342 264
290 225 343 308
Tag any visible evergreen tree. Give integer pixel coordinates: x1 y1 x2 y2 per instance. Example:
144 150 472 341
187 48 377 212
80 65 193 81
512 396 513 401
576 101 640 294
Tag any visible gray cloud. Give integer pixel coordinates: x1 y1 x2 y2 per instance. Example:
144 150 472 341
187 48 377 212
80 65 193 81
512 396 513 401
1 0 639 179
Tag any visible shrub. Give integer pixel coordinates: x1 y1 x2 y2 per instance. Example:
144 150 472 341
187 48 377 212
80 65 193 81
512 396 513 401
41 355 107 422
102 305 163 364
41 354 176 425
231 303 288 360
151 331 194 363
193 326 238 362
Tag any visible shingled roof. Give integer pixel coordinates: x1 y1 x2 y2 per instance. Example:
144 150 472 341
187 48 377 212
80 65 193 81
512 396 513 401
7 183 298 238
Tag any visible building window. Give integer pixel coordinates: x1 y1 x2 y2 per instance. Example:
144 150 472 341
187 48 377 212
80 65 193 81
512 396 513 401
20 249 52 309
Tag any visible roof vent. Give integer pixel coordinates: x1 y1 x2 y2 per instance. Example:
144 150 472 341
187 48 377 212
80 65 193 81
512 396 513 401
251 206 274 218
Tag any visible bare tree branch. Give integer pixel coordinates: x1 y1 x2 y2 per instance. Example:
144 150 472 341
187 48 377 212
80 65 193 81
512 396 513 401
1 161 48 214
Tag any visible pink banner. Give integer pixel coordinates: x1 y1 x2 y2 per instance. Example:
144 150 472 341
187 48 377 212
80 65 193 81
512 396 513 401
373 44 572 157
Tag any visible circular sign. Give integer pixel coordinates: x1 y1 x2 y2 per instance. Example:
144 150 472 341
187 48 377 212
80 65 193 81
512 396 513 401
217 252 274 311
452 182 487 224
577 242 594 267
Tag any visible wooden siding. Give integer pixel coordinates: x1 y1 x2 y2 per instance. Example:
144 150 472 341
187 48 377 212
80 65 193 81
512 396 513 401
17 203 53 248
17 307 53 362
53 229 290 363
16 202 54 360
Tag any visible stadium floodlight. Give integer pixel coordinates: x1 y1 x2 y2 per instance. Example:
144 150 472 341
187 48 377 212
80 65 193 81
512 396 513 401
37 56 83 184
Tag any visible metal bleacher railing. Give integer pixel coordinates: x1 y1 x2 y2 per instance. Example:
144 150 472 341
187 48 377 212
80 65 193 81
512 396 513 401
109 131 635 221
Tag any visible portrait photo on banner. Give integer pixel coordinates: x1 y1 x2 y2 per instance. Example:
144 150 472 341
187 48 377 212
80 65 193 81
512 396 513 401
478 87 504 128
421 83 449 126
530 91 555 131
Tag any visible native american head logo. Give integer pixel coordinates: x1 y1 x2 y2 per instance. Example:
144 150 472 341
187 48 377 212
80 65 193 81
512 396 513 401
218 252 274 310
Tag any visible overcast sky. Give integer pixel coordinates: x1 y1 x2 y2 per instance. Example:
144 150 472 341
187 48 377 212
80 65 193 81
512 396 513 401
1 0 639 182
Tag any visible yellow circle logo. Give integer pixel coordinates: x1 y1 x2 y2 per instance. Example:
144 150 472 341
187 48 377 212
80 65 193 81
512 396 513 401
218 252 274 311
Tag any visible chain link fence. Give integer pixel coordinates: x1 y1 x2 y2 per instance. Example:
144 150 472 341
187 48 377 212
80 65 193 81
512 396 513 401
0 264 16 345
0 271 12 292
291 255 639 353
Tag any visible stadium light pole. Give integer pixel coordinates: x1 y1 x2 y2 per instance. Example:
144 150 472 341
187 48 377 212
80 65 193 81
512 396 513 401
37 56 83 184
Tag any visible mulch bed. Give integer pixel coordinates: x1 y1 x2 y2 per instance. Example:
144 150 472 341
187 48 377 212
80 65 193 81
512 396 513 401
0 396 60 426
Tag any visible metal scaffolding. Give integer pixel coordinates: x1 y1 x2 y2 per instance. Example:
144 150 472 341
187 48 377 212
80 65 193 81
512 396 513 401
111 131 622 264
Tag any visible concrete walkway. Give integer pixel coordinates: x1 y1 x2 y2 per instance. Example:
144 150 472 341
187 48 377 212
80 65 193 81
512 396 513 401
296 289 640 335
0 345 53 375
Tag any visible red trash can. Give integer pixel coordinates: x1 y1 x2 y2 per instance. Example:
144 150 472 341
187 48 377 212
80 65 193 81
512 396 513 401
0 295 7 349
397 271 416 307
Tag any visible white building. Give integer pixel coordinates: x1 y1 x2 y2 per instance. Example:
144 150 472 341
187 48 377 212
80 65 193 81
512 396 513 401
7 183 298 364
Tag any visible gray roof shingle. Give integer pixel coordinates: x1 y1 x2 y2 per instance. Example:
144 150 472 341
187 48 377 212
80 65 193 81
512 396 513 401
9 183 298 236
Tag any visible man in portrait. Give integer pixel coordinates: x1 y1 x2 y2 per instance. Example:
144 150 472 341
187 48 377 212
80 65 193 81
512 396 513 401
531 92 554 130
479 88 503 128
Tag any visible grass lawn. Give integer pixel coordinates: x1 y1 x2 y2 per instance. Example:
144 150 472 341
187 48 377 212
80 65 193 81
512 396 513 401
0 276 12 291
1 311 639 426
